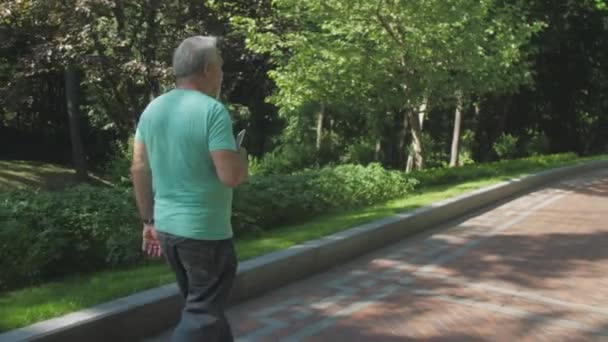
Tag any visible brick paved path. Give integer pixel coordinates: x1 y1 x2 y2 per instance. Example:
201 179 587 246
147 169 608 341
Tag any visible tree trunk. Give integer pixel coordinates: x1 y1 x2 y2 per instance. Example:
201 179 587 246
473 99 490 161
449 92 464 167
405 153 415 171
65 65 88 181
316 103 325 151
375 138 382 162
406 100 427 172
329 116 334 153
398 110 409 169
408 111 425 171
496 96 509 140
144 0 160 99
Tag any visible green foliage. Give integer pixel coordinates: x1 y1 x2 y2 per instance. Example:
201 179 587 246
1 0 279 160
1 0 608 291
103 136 134 186
0 162 417 290
0 152 585 292
3 0 608 171
419 132 449 169
0 186 140 290
248 143 319 175
493 133 520 160
593 0 607 11
459 130 476 165
412 153 577 186
237 0 544 168
524 130 550 156
340 139 377 165
234 163 419 231
2 153 601 332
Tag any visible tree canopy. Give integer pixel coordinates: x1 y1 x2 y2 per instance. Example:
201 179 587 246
1 0 607 171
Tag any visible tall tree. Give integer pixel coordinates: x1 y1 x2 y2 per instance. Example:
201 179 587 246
64 66 87 180
0 0 280 161
240 0 543 170
439 1 543 167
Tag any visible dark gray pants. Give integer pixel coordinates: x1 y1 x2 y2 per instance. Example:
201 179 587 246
158 232 237 342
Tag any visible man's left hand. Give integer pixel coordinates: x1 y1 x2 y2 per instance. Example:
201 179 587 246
142 224 162 258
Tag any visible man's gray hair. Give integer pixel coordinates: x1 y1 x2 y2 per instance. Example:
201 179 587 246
172 36 219 79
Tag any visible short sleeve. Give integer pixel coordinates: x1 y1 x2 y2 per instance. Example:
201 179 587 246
134 125 144 142
208 105 237 152
135 112 147 142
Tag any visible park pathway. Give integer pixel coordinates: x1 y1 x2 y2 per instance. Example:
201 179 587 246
147 169 608 341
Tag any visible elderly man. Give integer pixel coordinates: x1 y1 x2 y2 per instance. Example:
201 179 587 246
131 36 248 342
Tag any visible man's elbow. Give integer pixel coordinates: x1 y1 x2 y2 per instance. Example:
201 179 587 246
218 171 244 188
219 176 240 188
130 163 150 176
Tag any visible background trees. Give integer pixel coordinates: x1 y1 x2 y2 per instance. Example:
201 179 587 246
1 0 607 175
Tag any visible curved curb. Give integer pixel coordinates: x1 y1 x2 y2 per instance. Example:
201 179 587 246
2 159 607 342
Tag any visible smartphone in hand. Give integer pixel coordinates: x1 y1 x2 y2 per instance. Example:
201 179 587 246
236 129 246 149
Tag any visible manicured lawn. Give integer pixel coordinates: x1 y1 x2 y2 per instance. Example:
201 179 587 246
1 154 606 332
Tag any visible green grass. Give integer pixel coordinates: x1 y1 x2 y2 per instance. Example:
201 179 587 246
0 264 174 332
1 154 606 332
0 160 111 191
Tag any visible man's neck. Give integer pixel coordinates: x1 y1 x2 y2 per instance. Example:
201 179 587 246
176 81 214 98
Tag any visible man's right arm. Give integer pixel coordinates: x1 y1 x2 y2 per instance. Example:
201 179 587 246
211 148 248 188
208 106 248 188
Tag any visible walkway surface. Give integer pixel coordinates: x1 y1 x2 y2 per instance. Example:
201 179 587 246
147 169 608 341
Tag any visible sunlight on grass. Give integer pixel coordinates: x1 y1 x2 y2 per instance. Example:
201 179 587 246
1 154 606 331
0 160 111 191
0 161 68 190
0 264 171 331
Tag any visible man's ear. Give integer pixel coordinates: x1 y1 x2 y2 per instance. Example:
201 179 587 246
202 62 211 76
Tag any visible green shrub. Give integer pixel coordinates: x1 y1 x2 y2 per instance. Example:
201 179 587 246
340 140 376 165
418 132 449 168
104 136 134 186
0 162 417 290
459 130 476 166
249 143 319 175
412 153 577 187
234 163 419 230
0 185 140 290
0 153 580 290
493 133 520 160
524 130 550 156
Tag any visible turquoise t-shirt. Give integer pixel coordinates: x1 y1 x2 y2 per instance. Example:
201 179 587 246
135 89 237 240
